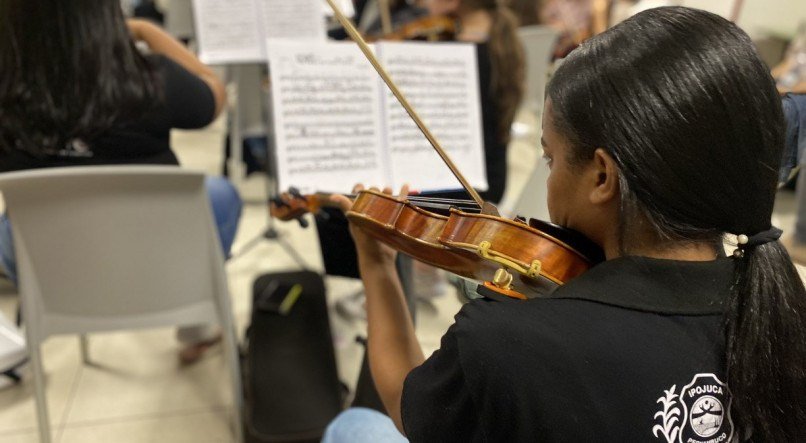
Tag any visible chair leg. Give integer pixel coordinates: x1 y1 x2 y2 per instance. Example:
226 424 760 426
79 334 90 364
219 310 244 443
222 321 244 443
29 343 52 443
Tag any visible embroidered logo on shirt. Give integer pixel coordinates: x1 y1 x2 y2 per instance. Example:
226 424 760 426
653 373 734 443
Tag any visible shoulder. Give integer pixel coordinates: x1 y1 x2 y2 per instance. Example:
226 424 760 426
451 296 612 368
146 55 216 128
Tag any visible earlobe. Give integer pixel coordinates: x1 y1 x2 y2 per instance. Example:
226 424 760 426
589 148 619 205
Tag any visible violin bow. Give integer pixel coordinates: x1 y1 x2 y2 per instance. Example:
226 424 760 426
324 0 486 210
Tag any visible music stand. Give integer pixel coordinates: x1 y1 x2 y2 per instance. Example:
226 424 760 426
226 64 310 269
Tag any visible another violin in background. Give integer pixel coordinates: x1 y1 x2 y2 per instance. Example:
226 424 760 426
369 15 457 42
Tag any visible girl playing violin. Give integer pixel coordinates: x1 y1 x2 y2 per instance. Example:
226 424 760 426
323 7 806 441
307 0 526 412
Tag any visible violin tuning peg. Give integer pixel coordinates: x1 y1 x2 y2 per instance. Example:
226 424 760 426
297 217 310 229
288 187 304 200
270 197 288 208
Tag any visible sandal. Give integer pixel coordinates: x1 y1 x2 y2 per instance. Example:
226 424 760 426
178 333 223 366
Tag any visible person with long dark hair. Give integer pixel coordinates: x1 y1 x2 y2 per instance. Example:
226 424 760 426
0 1 241 364
423 0 525 203
323 7 806 441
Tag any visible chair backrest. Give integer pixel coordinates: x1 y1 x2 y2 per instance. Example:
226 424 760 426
0 166 228 342
517 25 559 115
509 156 551 222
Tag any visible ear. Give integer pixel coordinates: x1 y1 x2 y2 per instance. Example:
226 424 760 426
589 148 619 205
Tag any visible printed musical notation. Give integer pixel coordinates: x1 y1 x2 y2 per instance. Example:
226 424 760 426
192 0 325 64
192 0 264 63
268 41 487 194
380 42 487 192
268 42 387 194
258 0 325 41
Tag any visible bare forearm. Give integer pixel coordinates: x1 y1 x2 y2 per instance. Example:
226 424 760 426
792 81 806 94
779 81 806 95
129 20 226 116
358 256 425 433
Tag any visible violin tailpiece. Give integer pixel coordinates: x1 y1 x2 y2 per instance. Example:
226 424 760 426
476 241 542 279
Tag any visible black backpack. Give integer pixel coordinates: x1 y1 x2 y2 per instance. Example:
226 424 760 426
242 271 343 442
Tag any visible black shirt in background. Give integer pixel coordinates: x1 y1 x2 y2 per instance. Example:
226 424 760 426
0 55 215 172
402 256 738 442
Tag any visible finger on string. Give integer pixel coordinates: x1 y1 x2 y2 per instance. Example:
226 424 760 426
382 186 393 195
352 183 365 194
369 186 380 193
399 184 410 197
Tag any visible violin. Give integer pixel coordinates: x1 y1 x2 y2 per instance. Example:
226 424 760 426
368 16 457 42
271 190 603 299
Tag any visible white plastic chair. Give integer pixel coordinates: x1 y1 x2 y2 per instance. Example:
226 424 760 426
508 155 552 222
517 25 559 118
0 310 26 385
0 166 243 443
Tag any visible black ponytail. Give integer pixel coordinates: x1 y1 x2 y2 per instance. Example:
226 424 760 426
727 242 806 440
547 7 806 439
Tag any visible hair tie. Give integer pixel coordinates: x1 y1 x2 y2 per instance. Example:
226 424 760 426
733 226 783 257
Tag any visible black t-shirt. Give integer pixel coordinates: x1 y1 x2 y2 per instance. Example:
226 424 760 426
402 256 738 442
0 55 215 172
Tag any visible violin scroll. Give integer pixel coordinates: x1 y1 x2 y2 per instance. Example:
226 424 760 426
269 187 318 228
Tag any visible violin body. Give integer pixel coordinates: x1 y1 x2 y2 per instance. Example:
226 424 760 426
346 190 494 278
345 190 604 298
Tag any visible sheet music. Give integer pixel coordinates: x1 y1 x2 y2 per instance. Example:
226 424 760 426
268 41 388 194
378 42 488 192
192 0 263 64
193 0 327 64
259 0 326 41
322 0 355 17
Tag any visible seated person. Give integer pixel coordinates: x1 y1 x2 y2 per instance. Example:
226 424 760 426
774 23 806 262
309 0 526 413
0 2 242 364
324 7 806 441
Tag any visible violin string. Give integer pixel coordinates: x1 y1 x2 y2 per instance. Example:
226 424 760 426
341 194 478 206
413 202 482 212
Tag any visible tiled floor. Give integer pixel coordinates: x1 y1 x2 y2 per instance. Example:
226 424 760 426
0 108 802 442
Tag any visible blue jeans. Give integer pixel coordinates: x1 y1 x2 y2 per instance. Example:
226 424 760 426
0 176 242 283
322 408 408 443
780 94 806 183
782 94 806 241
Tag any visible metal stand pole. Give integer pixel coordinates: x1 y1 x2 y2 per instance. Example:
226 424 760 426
227 63 308 269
